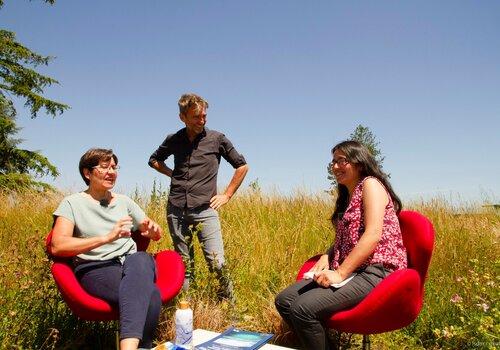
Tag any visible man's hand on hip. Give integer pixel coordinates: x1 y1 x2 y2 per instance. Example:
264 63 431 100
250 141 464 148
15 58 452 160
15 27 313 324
210 194 230 210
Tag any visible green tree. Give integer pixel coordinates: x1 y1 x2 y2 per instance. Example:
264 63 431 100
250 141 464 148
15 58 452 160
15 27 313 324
0 97 59 190
0 29 67 117
348 124 385 166
327 124 385 191
0 1 68 190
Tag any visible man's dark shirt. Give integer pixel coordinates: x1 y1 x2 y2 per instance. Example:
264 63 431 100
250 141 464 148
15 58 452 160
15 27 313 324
148 127 246 209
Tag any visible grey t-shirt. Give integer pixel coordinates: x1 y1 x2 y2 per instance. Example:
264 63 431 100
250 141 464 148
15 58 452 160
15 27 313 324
53 192 147 262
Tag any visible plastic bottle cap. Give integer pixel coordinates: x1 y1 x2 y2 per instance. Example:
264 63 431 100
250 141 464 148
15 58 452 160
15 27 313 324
179 300 190 309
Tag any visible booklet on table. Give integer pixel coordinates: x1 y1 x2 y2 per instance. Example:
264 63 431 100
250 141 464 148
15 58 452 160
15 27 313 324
195 326 273 350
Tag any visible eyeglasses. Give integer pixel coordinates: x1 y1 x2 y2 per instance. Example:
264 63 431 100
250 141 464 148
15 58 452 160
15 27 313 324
330 158 349 167
93 165 120 173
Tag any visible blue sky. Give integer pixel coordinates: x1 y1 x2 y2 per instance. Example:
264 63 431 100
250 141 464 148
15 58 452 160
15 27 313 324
1 1 499 203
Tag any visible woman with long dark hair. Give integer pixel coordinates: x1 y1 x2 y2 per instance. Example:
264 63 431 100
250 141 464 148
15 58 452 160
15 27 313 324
275 140 407 350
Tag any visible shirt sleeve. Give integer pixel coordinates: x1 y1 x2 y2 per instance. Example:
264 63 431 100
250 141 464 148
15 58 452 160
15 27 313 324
53 197 76 224
148 134 173 167
219 134 247 169
124 196 147 230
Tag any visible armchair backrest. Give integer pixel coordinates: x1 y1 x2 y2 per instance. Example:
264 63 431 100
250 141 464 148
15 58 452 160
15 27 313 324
131 230 150 252
398 210 435 287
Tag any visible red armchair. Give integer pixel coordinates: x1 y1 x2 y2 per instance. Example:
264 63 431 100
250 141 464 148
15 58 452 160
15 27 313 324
45 230 185 321
296 210 435 349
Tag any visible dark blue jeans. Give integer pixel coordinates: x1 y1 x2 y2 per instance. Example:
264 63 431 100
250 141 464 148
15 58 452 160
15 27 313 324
75 252 161 348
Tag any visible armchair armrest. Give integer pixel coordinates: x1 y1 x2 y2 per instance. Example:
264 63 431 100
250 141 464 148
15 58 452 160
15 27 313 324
154 250 185 303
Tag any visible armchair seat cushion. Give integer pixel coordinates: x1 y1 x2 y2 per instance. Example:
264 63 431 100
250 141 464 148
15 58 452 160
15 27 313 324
328 268 422 333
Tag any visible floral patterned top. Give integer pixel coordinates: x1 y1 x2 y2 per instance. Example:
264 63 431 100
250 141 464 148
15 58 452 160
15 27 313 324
330 176 407 272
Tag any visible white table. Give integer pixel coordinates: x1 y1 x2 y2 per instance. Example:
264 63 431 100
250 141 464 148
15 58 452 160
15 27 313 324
157 328 296 350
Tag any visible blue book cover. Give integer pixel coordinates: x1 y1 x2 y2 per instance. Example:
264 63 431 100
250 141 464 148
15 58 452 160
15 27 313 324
195 327 273 350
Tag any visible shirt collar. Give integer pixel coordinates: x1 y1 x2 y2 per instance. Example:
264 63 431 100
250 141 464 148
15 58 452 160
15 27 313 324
183 127 207 136
182 127 207 143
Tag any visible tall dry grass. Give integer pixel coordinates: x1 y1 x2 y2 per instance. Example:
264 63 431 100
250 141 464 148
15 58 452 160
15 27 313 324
0 189 498 349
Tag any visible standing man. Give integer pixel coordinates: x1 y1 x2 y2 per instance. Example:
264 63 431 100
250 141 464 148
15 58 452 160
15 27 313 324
148 93 248 302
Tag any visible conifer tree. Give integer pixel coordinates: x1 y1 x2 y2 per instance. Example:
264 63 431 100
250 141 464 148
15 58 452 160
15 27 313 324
327 124 385 191
0 1 68 190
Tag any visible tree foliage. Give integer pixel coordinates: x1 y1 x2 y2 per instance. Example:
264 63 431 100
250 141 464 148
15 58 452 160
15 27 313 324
0 29 68 118
348 124 385 166
0 96 59 190
0 1 56 10
327 124 385 191
0 1 68 191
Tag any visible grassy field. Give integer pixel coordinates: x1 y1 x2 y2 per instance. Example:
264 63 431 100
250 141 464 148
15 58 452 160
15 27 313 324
0 189 498 349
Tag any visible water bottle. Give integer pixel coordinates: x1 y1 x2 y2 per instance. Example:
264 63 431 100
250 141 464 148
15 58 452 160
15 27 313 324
175 300 193 349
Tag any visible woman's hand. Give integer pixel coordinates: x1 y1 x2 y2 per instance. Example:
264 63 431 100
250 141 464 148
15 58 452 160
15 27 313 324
139 217 163 241
107 216 134 242
310 254 330 273
314 270 344 288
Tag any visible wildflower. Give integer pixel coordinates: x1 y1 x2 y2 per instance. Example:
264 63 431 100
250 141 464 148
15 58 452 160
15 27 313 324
442 328 451 339
477 303 489 312
450 294 463 303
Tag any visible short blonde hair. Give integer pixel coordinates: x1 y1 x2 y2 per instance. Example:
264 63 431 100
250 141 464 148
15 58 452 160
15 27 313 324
178 93 209 115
